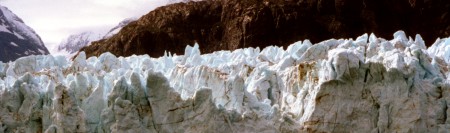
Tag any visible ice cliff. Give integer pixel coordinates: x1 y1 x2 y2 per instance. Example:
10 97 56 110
1 31 450 132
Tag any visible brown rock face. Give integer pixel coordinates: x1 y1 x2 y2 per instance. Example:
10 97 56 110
80 0 450 58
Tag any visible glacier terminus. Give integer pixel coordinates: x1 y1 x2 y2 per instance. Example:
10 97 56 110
1 31 450 132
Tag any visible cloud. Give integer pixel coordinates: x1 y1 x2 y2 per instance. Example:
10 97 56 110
1 0 169 51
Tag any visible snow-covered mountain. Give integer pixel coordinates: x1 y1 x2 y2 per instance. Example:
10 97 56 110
2 31 450 132
56 31 102 55
103 18 136 39
0 5 49 62
55 18 136 57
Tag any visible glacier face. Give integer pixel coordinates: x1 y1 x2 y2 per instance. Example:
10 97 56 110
1 31 450 132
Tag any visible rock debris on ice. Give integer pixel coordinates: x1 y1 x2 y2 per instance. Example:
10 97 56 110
1 31 450 132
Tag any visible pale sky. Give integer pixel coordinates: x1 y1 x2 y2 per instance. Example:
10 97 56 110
1 0 170 53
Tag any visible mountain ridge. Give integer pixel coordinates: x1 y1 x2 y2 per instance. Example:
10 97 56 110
79 0 450 58
56 18 136 57
0 5 49 62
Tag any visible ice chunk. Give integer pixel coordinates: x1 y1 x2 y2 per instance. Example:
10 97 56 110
185 43 201 57
289 40 312 60
393 30 408 42
96 52 120 72
327 48 362 81
354 33 368 46
369 33 378 43
409 34 426 50
0 62 5 78
298 43 329 62
276 56 295 71
72 51 87 69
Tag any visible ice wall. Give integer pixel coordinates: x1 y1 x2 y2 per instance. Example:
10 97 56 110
1 31 450 132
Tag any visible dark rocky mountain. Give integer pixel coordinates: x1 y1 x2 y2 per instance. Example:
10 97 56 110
0 5 49 62
80 0 450 58
167 0 203 4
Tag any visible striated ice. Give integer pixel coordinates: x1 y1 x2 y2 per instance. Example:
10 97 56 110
411 34 427 50
0 62 5 78
2 30 450 132
354 33 368 46
393 30 408 42
428 37 450 64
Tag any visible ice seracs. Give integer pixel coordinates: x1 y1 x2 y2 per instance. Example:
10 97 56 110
2 31 450 132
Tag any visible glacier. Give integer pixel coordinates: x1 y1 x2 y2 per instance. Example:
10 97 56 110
1 31 450 132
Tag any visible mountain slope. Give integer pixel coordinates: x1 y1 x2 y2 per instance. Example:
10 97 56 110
57 31 101 54
167 0 204 4
103 18 137 39
56 18 136 56
0 5 49 62
80 0 450 58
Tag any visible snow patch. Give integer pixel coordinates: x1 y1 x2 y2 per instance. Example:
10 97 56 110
0 25 11 33
10 42 18 47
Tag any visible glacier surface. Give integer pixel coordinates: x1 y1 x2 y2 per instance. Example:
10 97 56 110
1 31 450 132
